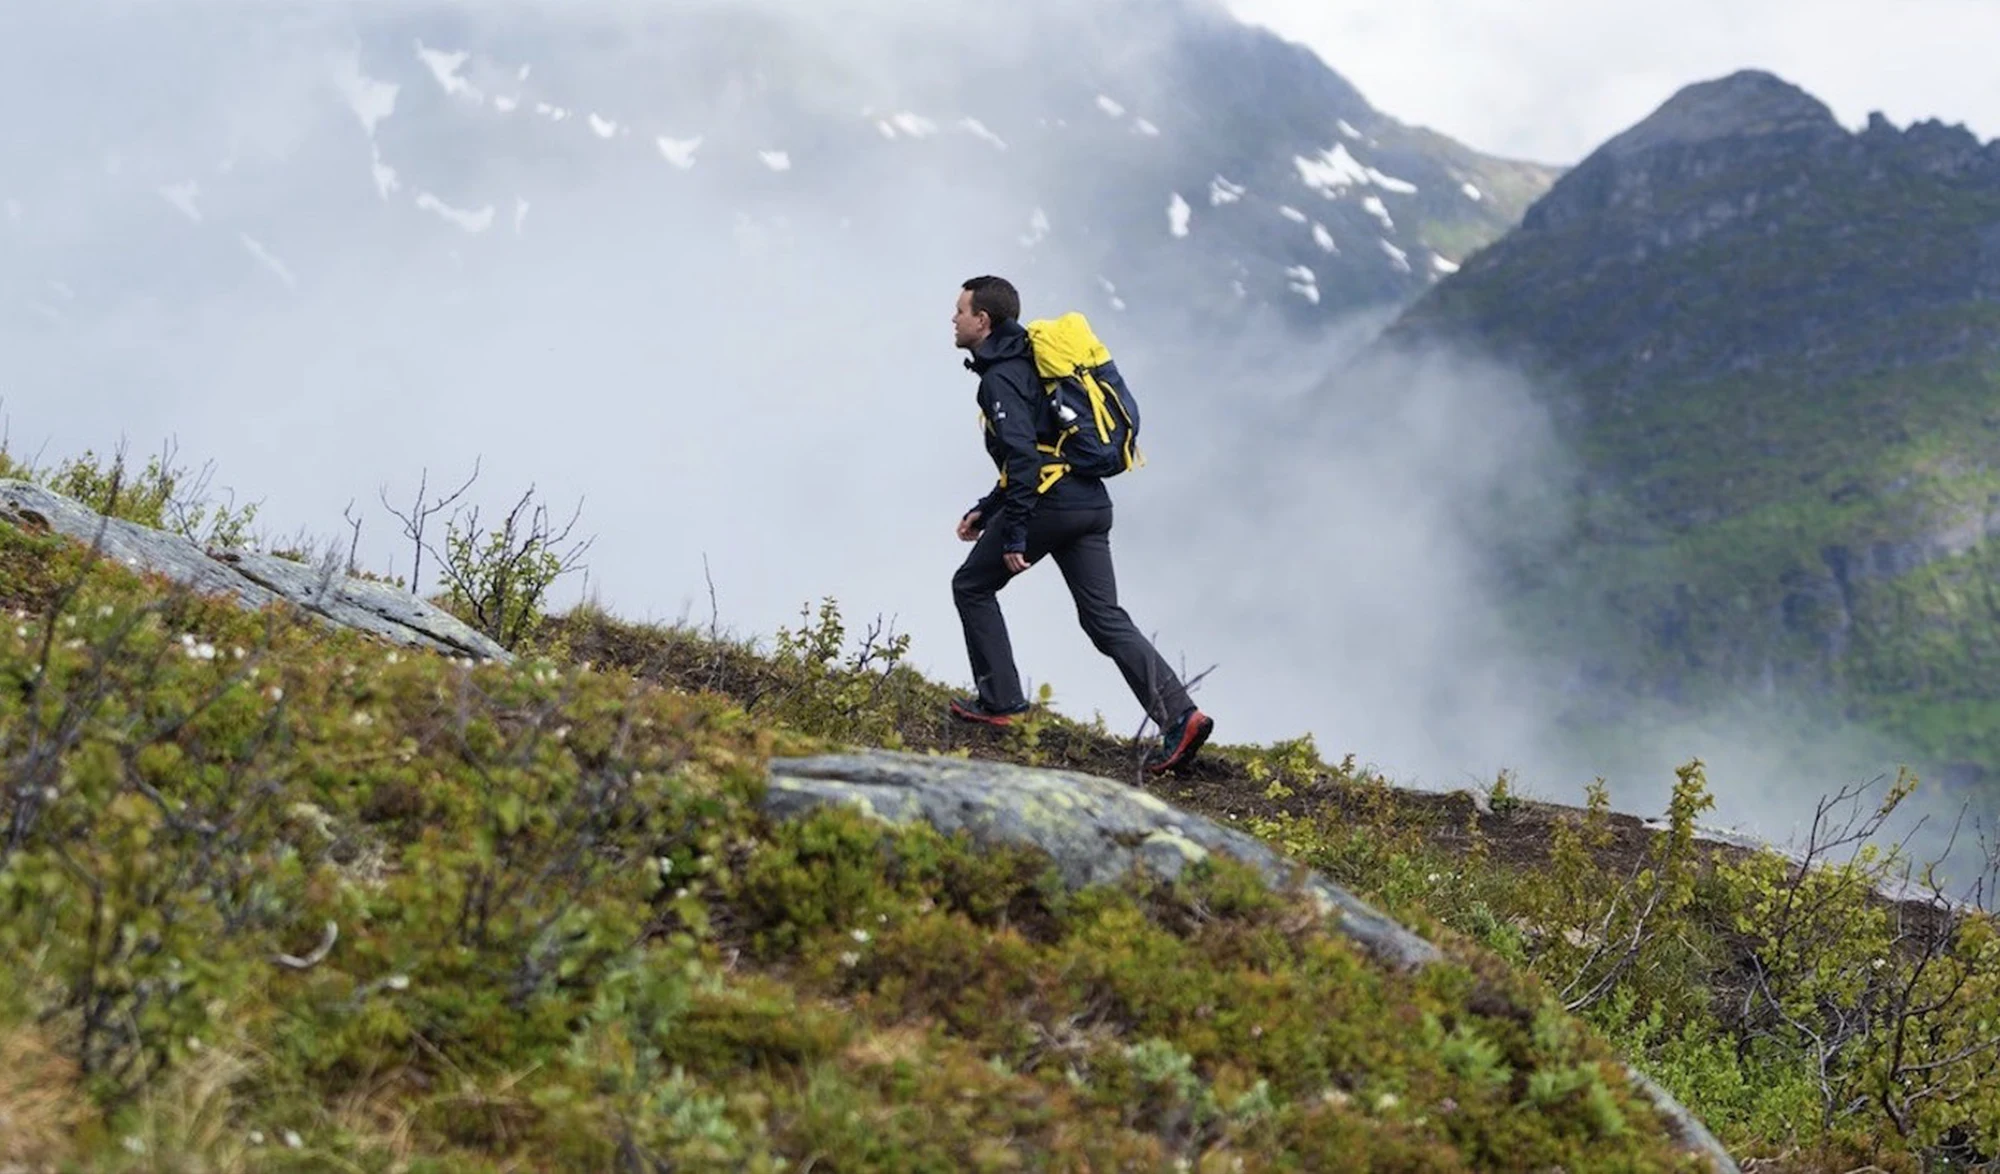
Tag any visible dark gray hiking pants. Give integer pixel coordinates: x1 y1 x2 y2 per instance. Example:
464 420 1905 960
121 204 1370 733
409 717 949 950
952 505 1195 727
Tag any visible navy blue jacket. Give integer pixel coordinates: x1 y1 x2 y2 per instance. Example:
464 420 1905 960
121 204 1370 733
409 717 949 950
964 319 1111 552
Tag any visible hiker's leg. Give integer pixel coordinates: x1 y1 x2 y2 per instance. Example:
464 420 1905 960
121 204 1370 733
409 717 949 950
952 521 1026 711
1050 507 1196 728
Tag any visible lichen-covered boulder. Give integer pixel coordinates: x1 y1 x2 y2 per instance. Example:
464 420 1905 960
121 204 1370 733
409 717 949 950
0 479 510 663
763 748 1742 1174
765 749 1441 972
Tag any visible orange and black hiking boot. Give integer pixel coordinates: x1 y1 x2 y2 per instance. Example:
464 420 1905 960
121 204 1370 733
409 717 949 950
949 696 1031 726
1147 707 1214 774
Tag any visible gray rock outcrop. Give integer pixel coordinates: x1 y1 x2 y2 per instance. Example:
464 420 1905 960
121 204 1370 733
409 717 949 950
766 750 1440 971
764 749 1741 1174
0 479 510 662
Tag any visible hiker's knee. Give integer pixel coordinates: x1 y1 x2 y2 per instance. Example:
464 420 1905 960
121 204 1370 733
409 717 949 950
952 564 989 607
1077 604 1132 650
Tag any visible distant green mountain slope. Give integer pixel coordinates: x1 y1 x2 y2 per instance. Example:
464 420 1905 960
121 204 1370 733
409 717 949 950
1377 69 2000 786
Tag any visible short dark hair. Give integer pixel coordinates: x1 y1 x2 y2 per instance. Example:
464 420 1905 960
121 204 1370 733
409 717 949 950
961 274 1020 326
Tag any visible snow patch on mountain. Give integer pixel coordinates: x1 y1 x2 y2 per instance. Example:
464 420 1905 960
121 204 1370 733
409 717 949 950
1312 222 1337 253
1431 252 1460 274
1295 144 1369 195
1168 192 1191 238
240 234 297 288
758 150 792 172
1095 94 1126 118
657 135 701 169
1020 207 1050 247
331 54 398 137
1285 264 1320 304
1097 275 1126 311
1338 119 1362 139
1362 195 1395 231
158 181 202 223
415 42 480 102
416 193 495 233
514 198 531 235
876 111 939 139
1132 118 1160 137
589 113 619 139
1296 143 1419 198
1210 175 1245 206
1278 205 1307 224
957 117 1007 149
1461 181 1484 201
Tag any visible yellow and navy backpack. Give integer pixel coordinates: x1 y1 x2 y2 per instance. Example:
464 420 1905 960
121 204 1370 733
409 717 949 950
1024 311 1145 483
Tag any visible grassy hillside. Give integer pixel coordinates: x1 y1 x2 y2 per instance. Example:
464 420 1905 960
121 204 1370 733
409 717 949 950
1 453 1998 1172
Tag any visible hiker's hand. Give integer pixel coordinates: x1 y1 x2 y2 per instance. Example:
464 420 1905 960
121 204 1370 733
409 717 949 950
1005 552 1030 573
957 511 982 541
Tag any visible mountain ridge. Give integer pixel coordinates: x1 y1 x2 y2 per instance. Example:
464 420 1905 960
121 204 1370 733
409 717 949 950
1368 65 2000 795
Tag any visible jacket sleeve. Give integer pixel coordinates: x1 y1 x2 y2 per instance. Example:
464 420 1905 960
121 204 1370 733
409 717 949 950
983 369 1046 552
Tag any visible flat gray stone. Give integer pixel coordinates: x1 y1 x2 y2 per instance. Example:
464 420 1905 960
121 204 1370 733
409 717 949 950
0 479 510 663
767 750 1442 971
764 749 1739 1173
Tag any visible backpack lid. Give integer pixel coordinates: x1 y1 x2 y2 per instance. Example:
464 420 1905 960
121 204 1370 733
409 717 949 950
1024 312 1111 380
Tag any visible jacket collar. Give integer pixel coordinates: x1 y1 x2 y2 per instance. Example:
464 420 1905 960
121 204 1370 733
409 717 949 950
964 318 1029 374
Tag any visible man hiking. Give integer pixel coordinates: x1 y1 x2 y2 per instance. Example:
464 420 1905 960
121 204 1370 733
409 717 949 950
947 273 1214 775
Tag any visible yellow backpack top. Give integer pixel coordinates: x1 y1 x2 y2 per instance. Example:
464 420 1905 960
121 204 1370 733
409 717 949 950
1022 311 1144 482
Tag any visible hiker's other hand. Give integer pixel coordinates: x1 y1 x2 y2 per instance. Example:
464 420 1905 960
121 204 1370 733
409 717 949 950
1005 552 1030 573
957 512 981 541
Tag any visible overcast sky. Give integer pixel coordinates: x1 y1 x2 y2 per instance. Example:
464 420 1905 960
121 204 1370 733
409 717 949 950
1228 0 2000 164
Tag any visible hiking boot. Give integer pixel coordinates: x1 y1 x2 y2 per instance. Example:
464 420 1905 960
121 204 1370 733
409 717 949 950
949 696 1031 726
1147 707 1214 774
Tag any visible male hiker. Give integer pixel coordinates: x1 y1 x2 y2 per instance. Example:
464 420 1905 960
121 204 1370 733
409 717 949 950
947 273 1214 774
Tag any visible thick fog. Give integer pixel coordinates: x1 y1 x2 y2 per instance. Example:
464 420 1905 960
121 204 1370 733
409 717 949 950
1 0 1984 891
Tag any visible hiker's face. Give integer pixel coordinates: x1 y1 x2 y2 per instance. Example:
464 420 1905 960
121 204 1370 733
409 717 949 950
952 289 989 349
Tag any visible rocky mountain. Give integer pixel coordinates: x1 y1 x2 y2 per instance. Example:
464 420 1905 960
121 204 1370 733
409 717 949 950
0 0 1558 339
1376 68 2000 790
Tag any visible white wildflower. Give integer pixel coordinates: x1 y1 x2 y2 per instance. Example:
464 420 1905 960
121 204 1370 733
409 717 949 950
850 928 870 944
386 974 410 991
123 1136 146 1155
283 1129 303 1149
1376 1092 1399 1112
838 951 861 968
267 686 285 701
248 1130 266 1146
97 605 114 618
352 711 373 726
